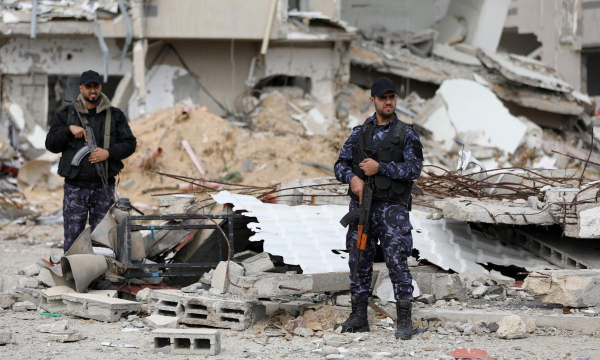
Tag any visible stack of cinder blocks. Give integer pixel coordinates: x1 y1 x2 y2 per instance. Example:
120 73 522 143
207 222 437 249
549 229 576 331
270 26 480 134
149 290 266 331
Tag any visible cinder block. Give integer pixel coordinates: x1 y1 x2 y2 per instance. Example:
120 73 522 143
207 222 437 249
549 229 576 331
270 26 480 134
150 290 265 330
62 293 141 322
152 328 220 356
241 253 275 274
150 290 185 317
180 296 266 331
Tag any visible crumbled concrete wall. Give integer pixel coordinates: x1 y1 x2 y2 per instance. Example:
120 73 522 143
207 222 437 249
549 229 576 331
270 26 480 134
138 39 257 119
264 44 346 122
506 0 583 90
2 74 48 131
340 0 449 32
0 37 131 76
446 0 510 53
143 0 280 40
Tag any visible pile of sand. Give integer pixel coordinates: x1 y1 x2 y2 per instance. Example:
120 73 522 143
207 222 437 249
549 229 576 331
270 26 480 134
119 104 343 206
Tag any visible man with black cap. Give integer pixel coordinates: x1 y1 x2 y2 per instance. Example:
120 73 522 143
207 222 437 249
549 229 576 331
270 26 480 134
333 77 423 340
45 70 136 253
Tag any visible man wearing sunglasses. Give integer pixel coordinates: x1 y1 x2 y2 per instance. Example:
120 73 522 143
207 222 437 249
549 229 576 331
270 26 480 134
334 77 423 340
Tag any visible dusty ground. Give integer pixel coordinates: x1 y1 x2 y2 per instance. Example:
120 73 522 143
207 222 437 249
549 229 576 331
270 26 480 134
1 224 600 360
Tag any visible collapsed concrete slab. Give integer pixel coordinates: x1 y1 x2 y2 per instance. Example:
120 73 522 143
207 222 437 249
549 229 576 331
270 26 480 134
412 272 468 302
157 195 197 215
150 290 265 331
249 272 360 298
40 286 75 313
152 328 221 356
523 270 600 307
62 293 141 322
241 253 275 274
437 197 555 226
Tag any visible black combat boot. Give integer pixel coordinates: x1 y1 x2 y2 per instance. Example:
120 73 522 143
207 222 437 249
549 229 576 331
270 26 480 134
334 296 370 333
395 299 413 340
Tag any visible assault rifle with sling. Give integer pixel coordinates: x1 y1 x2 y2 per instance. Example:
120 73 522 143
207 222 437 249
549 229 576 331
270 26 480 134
340 149 375 282
71 106 112 202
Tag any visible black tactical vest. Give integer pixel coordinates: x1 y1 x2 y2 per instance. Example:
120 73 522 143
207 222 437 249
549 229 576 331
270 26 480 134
349 119 413 206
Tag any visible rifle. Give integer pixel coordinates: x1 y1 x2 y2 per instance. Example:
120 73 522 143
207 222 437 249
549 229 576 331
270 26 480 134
71 107 112 202
340 176 374 283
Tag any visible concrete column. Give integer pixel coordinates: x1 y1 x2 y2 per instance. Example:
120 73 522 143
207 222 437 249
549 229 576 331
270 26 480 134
132 39 147 117
131 0 146 118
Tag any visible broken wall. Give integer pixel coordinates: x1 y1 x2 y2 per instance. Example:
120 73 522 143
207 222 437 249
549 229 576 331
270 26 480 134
505 0 583 90
582 1 600 100
263 42 348 122
0 37 131 76
142 0 280 40
583 0 600 47
0 36 132 152
445 0 510 53
128 39 259 119
340 0 449 33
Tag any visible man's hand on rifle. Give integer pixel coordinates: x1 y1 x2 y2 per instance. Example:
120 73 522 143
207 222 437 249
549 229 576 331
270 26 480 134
69 125 87 141
350 176 365 204
359 158 379 176
90 148 109 163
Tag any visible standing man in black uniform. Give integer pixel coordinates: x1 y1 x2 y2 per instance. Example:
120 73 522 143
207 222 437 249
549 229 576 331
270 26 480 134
45 70 136 253
334 77 423 340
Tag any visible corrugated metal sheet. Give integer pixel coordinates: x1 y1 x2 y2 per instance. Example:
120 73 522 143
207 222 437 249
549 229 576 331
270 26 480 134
410 213 558 274
213 191 348 273
212 191 555 275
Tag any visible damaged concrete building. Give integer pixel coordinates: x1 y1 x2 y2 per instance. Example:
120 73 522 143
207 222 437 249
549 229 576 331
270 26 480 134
3 1 600 358
0 0 353 158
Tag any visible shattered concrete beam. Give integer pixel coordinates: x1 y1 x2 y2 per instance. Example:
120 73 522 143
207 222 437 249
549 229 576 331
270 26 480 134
0 22 95 36
249 272 376 297
489 82 585 116
523 270 600 307
436 197 555 226
62 293 141 322
478 49 573 93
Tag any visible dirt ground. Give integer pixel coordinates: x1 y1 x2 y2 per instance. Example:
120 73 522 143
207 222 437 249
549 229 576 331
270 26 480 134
1 224 600 360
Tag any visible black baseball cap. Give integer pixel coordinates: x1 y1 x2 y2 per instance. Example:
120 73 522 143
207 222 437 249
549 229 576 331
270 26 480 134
371 77 397 97
80 70 102 85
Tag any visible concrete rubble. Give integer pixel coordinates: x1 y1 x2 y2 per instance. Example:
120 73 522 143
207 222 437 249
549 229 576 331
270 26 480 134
1 1 600 358
523 269 600 307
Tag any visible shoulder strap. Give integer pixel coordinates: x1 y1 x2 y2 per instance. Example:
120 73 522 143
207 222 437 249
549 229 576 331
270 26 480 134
391 121 407 147
104 108 111 149
102 108 111 174
361 121 376 151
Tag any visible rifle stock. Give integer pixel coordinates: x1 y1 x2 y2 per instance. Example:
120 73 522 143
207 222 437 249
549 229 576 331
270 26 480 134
340 179 374 282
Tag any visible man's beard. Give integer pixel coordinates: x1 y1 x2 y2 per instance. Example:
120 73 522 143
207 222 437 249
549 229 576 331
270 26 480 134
375 105 394 119
83 94 98 103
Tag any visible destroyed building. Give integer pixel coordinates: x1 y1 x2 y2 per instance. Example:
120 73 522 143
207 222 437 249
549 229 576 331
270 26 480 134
2 1 600 359
0 0 353 159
